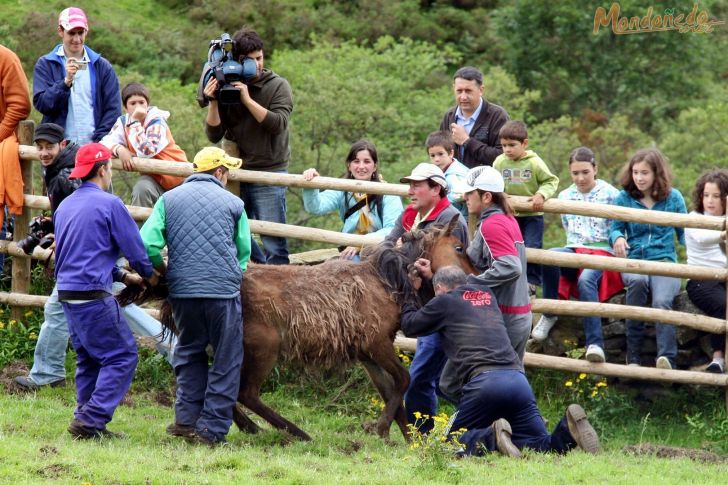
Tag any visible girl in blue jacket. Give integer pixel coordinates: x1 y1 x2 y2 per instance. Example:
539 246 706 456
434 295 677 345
609 148 687 369
302 140 403 260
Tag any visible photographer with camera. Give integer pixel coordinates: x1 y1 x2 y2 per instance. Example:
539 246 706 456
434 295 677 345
33 7 121 145
14 130 175 391
199 27 293 265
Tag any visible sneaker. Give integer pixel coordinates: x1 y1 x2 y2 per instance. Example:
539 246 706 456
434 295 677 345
706 359 725 374
166 423 196 440
531 315 558 342
68 418 124 440
656 356 672 370
14 375 66 391
565 404 600 454
585 345 605 363
491 419 522 458
626 353 641 367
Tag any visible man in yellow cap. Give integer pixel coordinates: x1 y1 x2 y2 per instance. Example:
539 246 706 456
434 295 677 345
140 146 251 446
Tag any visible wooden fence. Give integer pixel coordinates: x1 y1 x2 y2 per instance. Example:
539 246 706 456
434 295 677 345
8 121 728 408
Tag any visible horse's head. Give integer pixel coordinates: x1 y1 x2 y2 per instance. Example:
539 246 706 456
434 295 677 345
421 216 476 275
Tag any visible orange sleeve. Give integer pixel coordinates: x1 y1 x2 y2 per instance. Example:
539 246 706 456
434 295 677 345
0 48 31 142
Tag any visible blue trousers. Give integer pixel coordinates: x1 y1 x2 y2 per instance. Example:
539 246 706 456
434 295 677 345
516 215 543 286
62 296 138 430
542 247 604 347
404 333 448 433
170 297 243 441
622 273 680 366
451 369 575 455
240 172 289 265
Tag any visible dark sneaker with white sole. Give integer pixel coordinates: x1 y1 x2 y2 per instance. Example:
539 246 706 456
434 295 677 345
566 404 600 454
492 418 522 458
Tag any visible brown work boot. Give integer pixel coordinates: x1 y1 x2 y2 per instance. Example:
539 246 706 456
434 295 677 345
566 404 600 454
492 419 522 458
68 418 125 440
166 423 196 440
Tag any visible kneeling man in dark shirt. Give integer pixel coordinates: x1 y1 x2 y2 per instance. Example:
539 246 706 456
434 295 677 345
401 265 600 457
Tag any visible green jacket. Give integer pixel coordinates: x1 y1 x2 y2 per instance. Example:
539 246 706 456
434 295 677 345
493 150 559 216
205 69 293 172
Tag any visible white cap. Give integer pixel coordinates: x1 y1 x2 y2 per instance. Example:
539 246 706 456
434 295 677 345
463 166 505 193
400 163 448 189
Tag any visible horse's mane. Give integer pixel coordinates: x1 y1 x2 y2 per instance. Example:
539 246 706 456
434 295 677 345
367 225 448 308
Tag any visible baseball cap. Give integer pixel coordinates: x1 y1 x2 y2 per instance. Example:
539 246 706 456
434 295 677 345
70 143 112 179
399 163 448 189
58 7 88 31
33 123 65 144
463 166 505 193
193 147 242 172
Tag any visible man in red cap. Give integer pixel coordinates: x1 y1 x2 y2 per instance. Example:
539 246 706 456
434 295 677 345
33 7 121 145
53 142 156 439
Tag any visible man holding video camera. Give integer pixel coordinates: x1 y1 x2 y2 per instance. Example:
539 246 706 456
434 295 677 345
33 7 121 145
201 27 293 265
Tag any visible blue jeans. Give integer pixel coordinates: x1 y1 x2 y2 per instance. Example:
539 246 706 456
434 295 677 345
405 333 448 433
170 297 243 441
452 369 575 456
28 283 176 386
542 247 604 347
240 172 289 265
516 215 543 286
622 273 680 366
63 296 138 429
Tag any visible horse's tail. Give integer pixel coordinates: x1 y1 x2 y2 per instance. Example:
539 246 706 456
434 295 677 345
158 298 177 337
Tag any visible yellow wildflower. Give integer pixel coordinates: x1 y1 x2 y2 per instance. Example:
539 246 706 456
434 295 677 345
579 373 587 380
565 380 573 387
413 411 422 420
596 381 607 388
29 332 37 340
590 390 598 398
24 311 33 318
9 319 16 326
0 322 4 329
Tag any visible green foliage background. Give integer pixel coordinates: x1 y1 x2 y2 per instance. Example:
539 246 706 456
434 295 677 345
2 0 727 251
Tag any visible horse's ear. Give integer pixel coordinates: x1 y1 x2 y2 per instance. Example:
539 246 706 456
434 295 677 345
444 215 460 236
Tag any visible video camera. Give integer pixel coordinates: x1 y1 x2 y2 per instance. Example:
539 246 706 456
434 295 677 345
17 216 54 255
201 33 258 105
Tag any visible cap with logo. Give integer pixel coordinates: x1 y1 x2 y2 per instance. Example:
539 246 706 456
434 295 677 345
463 166 505 193
58 7 88 31
399 163 448 189
70 143 112 179
193 147 242 173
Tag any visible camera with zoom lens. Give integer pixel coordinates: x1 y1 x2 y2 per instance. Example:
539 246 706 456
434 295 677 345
17 216 54 255
201 33 258 105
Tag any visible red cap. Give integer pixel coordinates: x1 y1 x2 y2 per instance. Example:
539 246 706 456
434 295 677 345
71 143 112 179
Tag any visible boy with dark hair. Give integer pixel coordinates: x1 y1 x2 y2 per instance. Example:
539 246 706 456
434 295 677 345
493 120 559 291
101 82 187 207
426 130 468 216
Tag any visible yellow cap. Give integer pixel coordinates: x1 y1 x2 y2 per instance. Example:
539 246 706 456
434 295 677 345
193 147 242 172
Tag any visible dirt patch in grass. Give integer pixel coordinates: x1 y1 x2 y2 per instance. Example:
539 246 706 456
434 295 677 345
152 390 173 407
37 463 70 479
339 439 363 455
0 361 30 393
623 443 727 463
39 445 58 456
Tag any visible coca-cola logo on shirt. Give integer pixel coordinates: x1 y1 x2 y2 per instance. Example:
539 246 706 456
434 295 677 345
462 290 491 306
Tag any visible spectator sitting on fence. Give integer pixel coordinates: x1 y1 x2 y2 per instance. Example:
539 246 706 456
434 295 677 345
0 44 31 270
101 82 186 208
685 169 728 374
461 166 532 361
531 147 623 363
383 162 468 434
302 140 403 260
493 120 559 294
32 7 121 145
609 148 687 370
402 265 600 458
14 128 176 392
425 130 469 217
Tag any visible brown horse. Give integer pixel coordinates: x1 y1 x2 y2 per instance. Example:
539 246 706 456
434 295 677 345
123 216 474 441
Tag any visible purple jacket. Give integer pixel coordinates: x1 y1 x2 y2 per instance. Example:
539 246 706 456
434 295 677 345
33 45 121 142
54 183 152 293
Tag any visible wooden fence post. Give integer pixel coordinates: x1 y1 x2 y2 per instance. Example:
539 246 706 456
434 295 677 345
11 120 34 321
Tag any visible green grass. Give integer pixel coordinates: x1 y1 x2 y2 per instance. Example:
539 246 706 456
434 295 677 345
1 365 727 484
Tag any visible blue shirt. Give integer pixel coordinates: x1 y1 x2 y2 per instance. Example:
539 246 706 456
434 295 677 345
55 45 95 144
55 182 153 293
454 98 484 158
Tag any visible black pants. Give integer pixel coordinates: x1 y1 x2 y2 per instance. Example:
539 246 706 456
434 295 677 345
686 279 726 353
